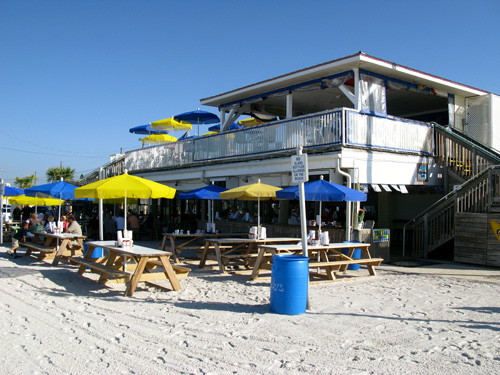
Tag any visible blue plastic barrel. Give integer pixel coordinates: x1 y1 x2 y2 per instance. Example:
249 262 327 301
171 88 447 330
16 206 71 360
83 242 104 258
343 241 362 270
270 254 309 315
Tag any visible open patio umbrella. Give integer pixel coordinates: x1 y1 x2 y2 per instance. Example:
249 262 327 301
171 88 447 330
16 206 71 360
174 110 219 137
208 123 243 132
178 183 228 225
74 171 176 235
141 134 178 145
9 195 61 206
25 180 85 221
219 179 281 228
276 175 367 234
150 117 192 137
129 124 168 135
4 186 24 196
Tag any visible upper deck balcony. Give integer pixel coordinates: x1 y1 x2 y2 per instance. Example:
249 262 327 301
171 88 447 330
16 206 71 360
124 108 434 173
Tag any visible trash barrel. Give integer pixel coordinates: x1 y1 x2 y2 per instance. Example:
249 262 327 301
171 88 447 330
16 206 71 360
343 241 362 270
83 242 104 258
270 254 309 315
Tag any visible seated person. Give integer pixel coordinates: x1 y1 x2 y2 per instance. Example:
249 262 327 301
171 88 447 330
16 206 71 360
321 208 334 223
228 206 240 221
64 214 83 249
289 206 300 224
240 208 251 222
45 216 56 233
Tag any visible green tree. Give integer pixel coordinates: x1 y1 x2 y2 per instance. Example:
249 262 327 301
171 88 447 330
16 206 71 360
15 174 37 188
46 166 75 183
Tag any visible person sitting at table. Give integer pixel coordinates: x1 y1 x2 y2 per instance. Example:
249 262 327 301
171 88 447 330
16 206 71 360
45 216 56 233
321 208 334 223
65 215 82 235
228 206 240 221
240 208 251 222
289 205 300 224
65 214 83 249
60 215 69 231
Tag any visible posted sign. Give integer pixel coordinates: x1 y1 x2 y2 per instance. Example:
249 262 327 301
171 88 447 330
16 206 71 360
291 154 308 183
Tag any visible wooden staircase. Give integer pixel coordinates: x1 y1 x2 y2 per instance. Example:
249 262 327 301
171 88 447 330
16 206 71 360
404 124 500 258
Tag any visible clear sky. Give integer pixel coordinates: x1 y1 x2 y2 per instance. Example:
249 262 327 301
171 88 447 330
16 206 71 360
1 0 499 186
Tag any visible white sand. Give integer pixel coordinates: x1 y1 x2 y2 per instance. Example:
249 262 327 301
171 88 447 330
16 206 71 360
1 244 500 375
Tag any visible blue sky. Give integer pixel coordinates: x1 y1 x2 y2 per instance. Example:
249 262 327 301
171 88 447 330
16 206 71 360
1 0 499 186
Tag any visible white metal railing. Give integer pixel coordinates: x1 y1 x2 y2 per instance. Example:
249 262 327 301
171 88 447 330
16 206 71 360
124 108 433 172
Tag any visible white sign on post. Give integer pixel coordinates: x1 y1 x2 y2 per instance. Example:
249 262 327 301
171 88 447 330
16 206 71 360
291 154 308 183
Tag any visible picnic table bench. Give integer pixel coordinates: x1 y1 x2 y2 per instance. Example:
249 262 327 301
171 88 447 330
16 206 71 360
159 232 248 262
72 241 184 296
253 242 383 283
30 232 86 265
24 242 56 260
199 237 302 274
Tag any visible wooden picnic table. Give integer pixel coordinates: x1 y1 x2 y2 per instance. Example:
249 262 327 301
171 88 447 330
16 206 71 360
28 232 86 266
72 241 185 297
160 232 248 263
251 242 383 282
199 237 302 274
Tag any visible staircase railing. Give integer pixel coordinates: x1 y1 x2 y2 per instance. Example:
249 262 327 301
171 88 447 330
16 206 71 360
434 124 500 181
404 124 500 258
404 165 500 258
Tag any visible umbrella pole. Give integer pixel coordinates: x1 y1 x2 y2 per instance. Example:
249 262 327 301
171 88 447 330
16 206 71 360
124 196 128 235
99 199 103 241
318 200 322 235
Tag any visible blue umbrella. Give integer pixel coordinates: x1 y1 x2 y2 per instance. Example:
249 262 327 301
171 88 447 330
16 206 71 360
4 186 24 196
25 180 92 221
25 181 79 200
208 123 243 132
276 178 367 202
276 176 366 234
178 184 228 224
178 184 227 200
129 124 168 135
174 110 220 137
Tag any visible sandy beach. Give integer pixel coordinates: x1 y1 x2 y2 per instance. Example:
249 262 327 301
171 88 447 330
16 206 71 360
1 243 500 375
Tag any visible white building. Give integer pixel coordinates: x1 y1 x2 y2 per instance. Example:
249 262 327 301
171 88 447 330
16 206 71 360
81 52 500 260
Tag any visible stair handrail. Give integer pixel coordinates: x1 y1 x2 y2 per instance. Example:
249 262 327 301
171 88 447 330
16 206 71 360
402 164 500 256
434 123 500 164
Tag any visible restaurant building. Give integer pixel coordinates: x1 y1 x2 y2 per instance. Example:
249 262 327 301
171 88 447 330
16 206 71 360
79 52 500 262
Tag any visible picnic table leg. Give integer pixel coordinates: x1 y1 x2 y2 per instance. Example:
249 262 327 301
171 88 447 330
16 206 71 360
98 252 119 284
159 235 168 251
199 241 210 268
52 239 69 266
319 249 336 281
169 237 180 263
251 247 267 280
125 257 149 296
214 243 227 274
158 255 182 291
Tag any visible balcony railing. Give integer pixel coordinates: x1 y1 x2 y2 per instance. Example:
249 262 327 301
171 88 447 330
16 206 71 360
124 108 434 173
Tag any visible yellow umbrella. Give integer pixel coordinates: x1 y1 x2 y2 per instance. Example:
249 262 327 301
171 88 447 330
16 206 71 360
150 117 192 132
141 134 178 144
75 171 176 234
237 118 265 126
219 179 281 227
9 195 61 206
203 131 218 136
